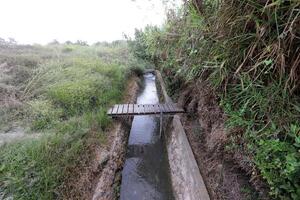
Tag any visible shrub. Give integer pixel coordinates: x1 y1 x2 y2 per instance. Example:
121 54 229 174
255 139 300 199
27 100 62 130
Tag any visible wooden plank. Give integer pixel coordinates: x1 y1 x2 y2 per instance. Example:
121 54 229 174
149 104 154 113
164 103 172 113
117 104 123 114
146 104 152 113
114 104 119 114
140 104 145 114
108 103 184 116
134 104 140 114
161 104 167 113
161 104 168 113
162 104 168 112
128 104 134 114
157 104 162 113
123 104 128 114
123 104 129 114
169 103 176 112
155 104 161 113
143 104 148 113
141 104 146 114
111 104 119 114
151 104 157 114
159 104 164 113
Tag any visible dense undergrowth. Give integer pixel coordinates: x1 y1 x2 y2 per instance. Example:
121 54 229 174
131 0 300 199
0 40 145 199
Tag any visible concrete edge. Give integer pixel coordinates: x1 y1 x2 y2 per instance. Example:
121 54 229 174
155 70 210 200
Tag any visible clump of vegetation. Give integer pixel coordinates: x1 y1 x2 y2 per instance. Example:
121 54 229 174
0 40 144 198
132 0 300 199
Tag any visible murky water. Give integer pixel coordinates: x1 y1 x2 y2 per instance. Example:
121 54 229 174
120 73 174 200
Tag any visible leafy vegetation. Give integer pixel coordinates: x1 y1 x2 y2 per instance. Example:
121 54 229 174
131 0 300 199
0 40 144 198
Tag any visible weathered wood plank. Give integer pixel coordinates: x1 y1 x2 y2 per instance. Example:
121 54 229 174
164 103 172 113
128 104 134 114
161 104 168 113
149 104 154 113
124 104 129 114
112 104 118 114
155 104 161 113
134 104 140 114
144 104 149 113
117 104 123 114
108 103 184 116
170 103 179 113
141 104 146 114
150 104 156 114
168 103 175 112
158 104 162 113
146 104 150 113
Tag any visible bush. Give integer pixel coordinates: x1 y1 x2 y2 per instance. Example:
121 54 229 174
255 139 300 199
27 100 62 130
48 79 103 115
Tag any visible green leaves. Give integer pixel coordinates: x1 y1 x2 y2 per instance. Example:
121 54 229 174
255 139 300 199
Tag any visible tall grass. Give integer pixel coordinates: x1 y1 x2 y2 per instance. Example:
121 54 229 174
132 0 300 199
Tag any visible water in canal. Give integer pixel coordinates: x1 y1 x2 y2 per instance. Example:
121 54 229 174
120 73 174 200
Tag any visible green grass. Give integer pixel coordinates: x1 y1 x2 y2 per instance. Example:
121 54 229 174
0 41 145 198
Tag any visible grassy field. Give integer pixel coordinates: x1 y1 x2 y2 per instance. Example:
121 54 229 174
0 41 145 199
130 0 300 199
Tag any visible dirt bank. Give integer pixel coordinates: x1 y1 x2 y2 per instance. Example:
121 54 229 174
176 80 269 200
60 76 140 200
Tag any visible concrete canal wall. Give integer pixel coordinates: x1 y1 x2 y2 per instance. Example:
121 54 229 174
155 70 210 200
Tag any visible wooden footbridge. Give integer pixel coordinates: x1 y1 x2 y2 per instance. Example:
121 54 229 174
107 103 184 117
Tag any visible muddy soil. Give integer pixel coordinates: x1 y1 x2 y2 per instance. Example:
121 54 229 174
176 80 269 200
60 76 140 200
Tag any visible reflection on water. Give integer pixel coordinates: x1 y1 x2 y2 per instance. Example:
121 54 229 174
120 73 174 200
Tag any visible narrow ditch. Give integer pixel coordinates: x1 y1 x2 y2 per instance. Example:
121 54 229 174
120 73 174 200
